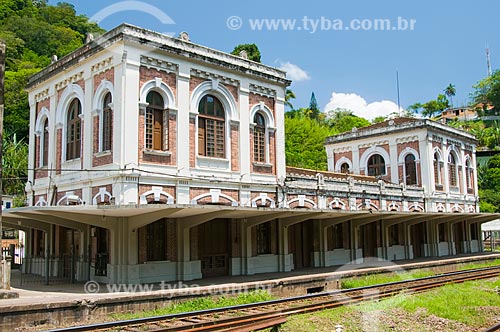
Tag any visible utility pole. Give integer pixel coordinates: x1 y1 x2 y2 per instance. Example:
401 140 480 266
0 41 5 260
396 70 401 117
486 47 492 77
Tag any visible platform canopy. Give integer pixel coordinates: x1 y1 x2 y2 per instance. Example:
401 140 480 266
482 219 500 232
2 205 500 231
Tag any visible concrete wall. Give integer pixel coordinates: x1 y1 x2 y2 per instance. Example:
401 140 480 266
387 245 406 261
325 249 351 266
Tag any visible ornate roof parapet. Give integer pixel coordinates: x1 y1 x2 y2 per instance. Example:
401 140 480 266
28 23 291 90
285 167 425 201
325 118 476 145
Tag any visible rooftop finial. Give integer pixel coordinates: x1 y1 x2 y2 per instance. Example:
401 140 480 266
239 50 248 59
178 31 190 41
85 33 94 43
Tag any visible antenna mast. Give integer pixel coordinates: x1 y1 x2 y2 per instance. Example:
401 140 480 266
486 46 492 77
396 70 401 117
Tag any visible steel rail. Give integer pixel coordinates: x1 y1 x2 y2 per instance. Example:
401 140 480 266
45 266 500 332
483 322 500 332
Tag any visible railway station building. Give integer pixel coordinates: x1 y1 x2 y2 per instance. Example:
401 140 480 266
5 23 497 285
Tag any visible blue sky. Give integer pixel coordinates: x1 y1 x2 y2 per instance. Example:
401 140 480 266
51 0 499 120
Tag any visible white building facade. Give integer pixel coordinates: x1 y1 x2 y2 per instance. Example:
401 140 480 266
324 117 479 214
7 25 496 285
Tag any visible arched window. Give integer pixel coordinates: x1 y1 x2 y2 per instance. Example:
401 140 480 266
466 159 473 190
198 95 225 158
41 118 49 167
145 91 165 151
433 152 442 186
367 154 385 176
102 92 112 151
340 162 350 173
256 222 271 254
404 154 417 185
66 99 82 161
253 113 266 162
448 153 457 187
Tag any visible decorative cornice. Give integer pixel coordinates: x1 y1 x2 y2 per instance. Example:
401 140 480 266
358 140 389 149
91 57 113 74
332 146 352 153
140 56 178 73
55 71 84 91
190 68 239 87
27 23 291 90
447 138 462 148
249 83 276 99
34 89 50 102
326 119 476 146
396 135 419 144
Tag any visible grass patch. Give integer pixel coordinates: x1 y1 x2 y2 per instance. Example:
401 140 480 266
340 260 500 290
280 278 500 332
111 290 274 321
400 278 500 326
458 259 500 271
340 270 434 289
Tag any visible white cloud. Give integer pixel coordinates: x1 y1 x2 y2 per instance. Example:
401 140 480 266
278 62 311 82
323 92 402 120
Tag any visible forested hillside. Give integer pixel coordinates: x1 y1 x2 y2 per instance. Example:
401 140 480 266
0 0 103 202
1 0 103 139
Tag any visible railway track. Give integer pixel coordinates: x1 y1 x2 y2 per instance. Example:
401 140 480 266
46 266 500 332
484 321 500 332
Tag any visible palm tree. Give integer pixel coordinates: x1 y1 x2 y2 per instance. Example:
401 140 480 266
285 89 296 110
444 84 456 107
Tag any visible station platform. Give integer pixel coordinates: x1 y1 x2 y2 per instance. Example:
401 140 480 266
1 252 500 331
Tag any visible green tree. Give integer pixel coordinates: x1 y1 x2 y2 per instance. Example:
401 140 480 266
473 70 500 114
309 92 319 110
285 88 296 110
231 43 261 62
0 0 104 196
407 102 423 114
285 108 304 119
444 83 456 107
2 135 28 199
285 116 335 170
303 92 321 120
478 154 500 212
372 116 387 124
418 94 450 118
4 69 38 138
409 92 450 118
325 109 370 133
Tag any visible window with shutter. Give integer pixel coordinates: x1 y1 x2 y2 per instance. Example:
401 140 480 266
198 95 225 158
253 113 266 162
102 92 112 151
66 98 82 160
367 154 385 176
145 91 166 151
42 118 49 167
448 153 457 187
404 154 417 185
